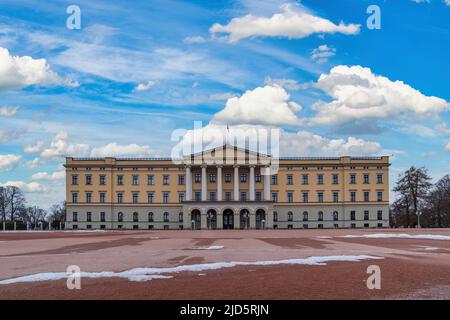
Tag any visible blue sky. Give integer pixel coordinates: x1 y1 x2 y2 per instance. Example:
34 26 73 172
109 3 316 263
0 0 449 208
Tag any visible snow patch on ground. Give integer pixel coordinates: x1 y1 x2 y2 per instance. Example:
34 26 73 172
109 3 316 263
341 234 450 241
192 245 224 250
0 255 382 285
316 236 333 239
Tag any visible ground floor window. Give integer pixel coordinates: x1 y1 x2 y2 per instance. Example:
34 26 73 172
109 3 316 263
377 223 383 228
364 223 370 228
334 224 339 228
351 223 356 228
179 225 183 230
303 224 308 229
72 225 78 229
100 225 105 229
288 224 293 229
164 225 169 230
86 225 92 229
118 225 123 229
273 224 278 229
318 224 323 229
133 225 138 229
148 225 154 229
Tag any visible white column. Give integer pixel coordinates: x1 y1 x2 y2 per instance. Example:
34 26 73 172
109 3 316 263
201 165 207 201
185 166 192 201
233 165 239 201
263 167 271 201
217 166 223 201
249 166 255 201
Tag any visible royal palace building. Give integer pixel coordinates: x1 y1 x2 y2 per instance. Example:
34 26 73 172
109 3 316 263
64 145 390 230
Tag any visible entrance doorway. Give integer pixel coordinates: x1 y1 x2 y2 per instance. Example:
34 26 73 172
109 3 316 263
191 209 201 230
239 209 250 229
223 209 234 229
256 209 266 229
207 209 217 230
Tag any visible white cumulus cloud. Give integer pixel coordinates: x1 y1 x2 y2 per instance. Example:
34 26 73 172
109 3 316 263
0 106 18 116
0 154 21 172
24 140 45 153
183 36 207 44
210 3 360 43
31 171 65 181
40 131 90 158
0 181 44 193
133 80 157 92
311 45 336 64
90 143 157 158
445 141 450 152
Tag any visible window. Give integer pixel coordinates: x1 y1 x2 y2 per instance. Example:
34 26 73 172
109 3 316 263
377 210 383 220
287 192 293 203
132 192 139 204
85 175 92 185
318 211 323 221
100 225 105 229
72 192 78 203
86 193 92 203
118 212 123 222
351 223 356 229
302 192 309 203
364 210 369 221
350 191 356 202
225 174 231 183
147 192 154 203
210 191 217 201
132 175 139 185
271 192 278 202
364 223 370 228
255 191 261 201
288 211 293 221
287 175 293 185
240 174 247 183
147 175 154 185
377 191 383 202
133 212 139 222
210 174 216 183
179 212 183 222
73 212 78 222
317 192 324 203
240 191 247 201
317 174 324 185
377 174 383 184
303 211 308 221
255 174 261 183
72 175 78 185
117 193 123 203
86 225 92 230
302 174 309 185
117 175 123 185
100 212 105 222
178 175 185 185
163 212 169 222
195 191 201 201
350 211 356 221
163 175 169 185
179 192 185 203
333 191 339 203
163 192 169 203
332 174 339 184
133 225 139 230
225 191 232 201
364 174 370 184
350 174 356 184
99 175 106 185
271 175 278 185
273 211 278 222
195 174 201 183
333 211 338 221
303 224 308 229
148 212 154 222
99 192 106 203
364 191 370 202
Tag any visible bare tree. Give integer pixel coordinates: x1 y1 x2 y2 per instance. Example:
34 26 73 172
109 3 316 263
423 175 450 228
19 206 46 230
0 187 7 226
5 186 26 222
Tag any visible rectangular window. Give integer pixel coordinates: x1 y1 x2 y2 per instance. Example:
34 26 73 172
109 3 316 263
86 193 92 203
178 175 185 185
225 174 231 183
179 192 185 203
163 192 169 203
332 174 339 185
255 191 261 201
99 192 106 203
163 175 169 185
117 175 123 185
350 174 356 184
100 212 105 222
287 192 293 203
364 191 370 202
255 174 261 183
72 175 78 185
364 174 370 184
132 192 139 204
377 210 383 220
302 174 309 185
364 210 370 221
225 191 232 201
132 175 139 185
271 192 278 202
99 175 106 185
117 193 123 203
377 174 383 184
273 212 278 222
86 212 92 222
240 191 247 201
302 192 309 203
72 192 78 203
317 174 324 185
195 191 201 201
147 175 154 185
350 211 356 221
210 191 217 201
240 174 247 183
350 191 356 202
72 212 78 222
377 191 383 202
271 175 278 185
333 191 339 203
147 192 154 203
287 175 293 185
85 175 92 185
210 174 216 183
195 174 201 183
317 192 324 203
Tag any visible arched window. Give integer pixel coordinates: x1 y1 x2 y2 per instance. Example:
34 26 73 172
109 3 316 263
164 212 169 222
333 211 339 221
133 212 139 222
303 211 308 221
118 212 123 222
318 211 323 221
287 211 293 221
148 212 154 222
179 212 183 222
